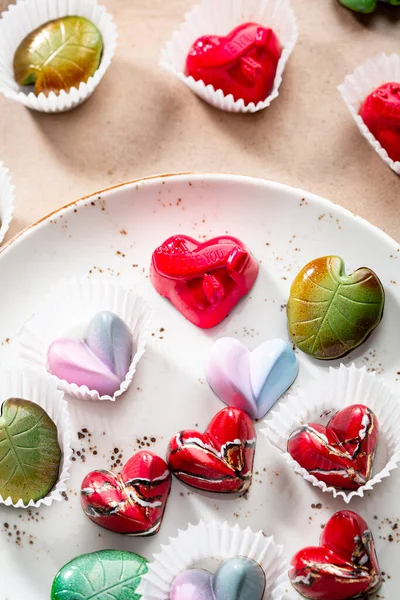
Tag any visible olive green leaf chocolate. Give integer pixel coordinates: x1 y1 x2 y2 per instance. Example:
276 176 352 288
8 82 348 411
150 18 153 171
338 0 400 12
13 16 103 96
287 256 384 360
0 398 61 503
51 550 148 600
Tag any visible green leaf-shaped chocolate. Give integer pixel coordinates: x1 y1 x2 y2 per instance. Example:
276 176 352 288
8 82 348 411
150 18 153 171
51 550 148 600
287 256 384 360
0 398 61 503
13 16 103 96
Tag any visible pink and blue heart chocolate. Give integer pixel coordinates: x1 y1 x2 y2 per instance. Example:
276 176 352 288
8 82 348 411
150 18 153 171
170 556 266 600
47 311 133 396
206 338 298 420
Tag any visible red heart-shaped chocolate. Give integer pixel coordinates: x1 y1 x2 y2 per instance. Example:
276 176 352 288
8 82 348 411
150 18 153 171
287 404 378 490
185 22 282 105
290 510 382 599
150 235 259 329
167 407 256 493
360 82 400 163
80 450 171 536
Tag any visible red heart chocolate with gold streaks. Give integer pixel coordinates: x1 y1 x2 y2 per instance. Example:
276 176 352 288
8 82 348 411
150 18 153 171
287 405 378 490
185 22 282 105
80 450 171 536
167 407 256 493
150 235 258 329
290 510 382 600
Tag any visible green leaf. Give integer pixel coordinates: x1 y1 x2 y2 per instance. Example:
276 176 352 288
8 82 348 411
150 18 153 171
287 256 385 360
0 398 61 503
51 550 148 600
337 0 377 12
13 16 103 96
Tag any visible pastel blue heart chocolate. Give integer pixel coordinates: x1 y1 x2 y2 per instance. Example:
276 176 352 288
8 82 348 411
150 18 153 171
206 338 298 420
85 311 133 380
170 557 266 600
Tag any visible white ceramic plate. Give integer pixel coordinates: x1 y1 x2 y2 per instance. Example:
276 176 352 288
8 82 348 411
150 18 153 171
0 173 399 599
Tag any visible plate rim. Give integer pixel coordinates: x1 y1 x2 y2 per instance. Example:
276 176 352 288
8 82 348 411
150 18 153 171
1 171 398 256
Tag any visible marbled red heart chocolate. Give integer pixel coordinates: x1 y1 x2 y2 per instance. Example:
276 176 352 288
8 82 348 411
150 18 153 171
80 450 171 536
167 407 256 493
150 235 258 328
287 405 378 490
290 510 382 599
360 82 400 162
185 22 282 105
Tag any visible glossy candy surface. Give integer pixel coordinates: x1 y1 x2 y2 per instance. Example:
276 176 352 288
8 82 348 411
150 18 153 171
288 404 379 490
170 557 265 600
290 510 382 599
47 311 133 396
51 549 148 600
81 450 171 536
150 235 258 328
185 22 282 105
360 82 400 163
287 256 384 359
167 407 256 493
338 0 400 13
13 16 103 96
206 337 298 419
0 398 61 503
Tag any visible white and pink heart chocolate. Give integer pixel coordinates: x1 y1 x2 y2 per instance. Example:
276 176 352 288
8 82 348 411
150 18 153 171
47 311 133 396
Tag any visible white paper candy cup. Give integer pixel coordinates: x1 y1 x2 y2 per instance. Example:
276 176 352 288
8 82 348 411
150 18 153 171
262 363 400 503
0 367 72 508
0 0 118 113
160 0 298 113
339 52 400 175
139 520 288 599
0 160 15 244
18 277 152 401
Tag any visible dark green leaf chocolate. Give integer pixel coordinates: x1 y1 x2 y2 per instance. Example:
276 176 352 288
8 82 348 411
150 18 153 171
0 398 61 503
51 550 148 600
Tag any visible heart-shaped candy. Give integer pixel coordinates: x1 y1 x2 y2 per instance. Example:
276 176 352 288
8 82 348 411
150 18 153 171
167 407 256 493
185 23 282 105
290 510 382 599
171 557 266 600
47 310 133 396
206 338 298 419
287 256 385 359
150 235 258 329
287 404 379 490
360 82 400 163
81 450 171 536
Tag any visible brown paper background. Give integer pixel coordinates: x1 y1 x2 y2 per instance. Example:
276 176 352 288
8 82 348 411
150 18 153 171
0 0 399 243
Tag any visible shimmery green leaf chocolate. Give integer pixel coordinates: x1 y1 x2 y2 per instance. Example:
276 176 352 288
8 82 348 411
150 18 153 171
287 256 384 360
0 398 61 503
51 550 148 600
338 0 400 12
13 16 103 96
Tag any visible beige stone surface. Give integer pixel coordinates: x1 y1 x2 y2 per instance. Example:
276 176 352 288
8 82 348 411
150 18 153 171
0 0 399 242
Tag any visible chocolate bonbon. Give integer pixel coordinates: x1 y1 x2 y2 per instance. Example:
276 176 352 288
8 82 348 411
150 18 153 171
170 556 266 600
290 510 382 599
167 406 256 493
360 82 400 163
47 310 133 397
0 398 61 503
150 235 258 328
288 404 378 490
287 256 384 359
51 549 148 600
81 450 171 536
338 0 400 13
185 23 281 105
206 337 298 419
13 16 103 96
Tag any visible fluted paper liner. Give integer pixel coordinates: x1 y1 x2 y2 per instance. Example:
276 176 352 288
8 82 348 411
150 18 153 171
160 0 298 113
18 277 152 401
339 52 400 175
0 367 72 508
139 520 288 599
262 364 400 503
0 160 15 244
0 0 117 113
